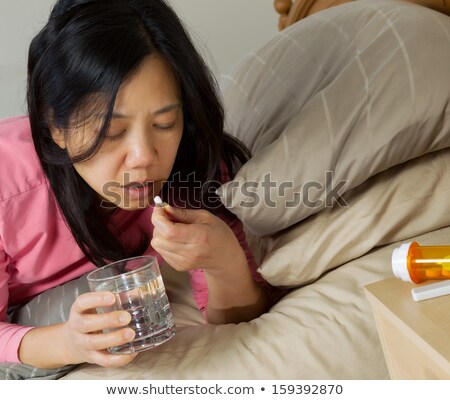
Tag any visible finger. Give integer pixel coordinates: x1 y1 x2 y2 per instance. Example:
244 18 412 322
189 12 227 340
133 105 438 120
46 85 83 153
83 327 136 352
77 310 132 334
154 247 199 271
164 205 209 224
153 213 209 245
151 203 166 220
151 235 191 254
90 350 138 368
73 291 116 314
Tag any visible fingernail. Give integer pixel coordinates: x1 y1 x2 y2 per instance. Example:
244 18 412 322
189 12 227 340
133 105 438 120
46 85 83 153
119 313 131 324
103 293 115 303
154 196 168 208
124 329 135 340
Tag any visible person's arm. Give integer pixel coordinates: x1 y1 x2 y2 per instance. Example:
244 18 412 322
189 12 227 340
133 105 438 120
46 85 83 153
151 205 271 324
19 323 78 369
18 291 137 369
1 237 137 368
204 208 270 324
203 253 269 324
0 241 34 363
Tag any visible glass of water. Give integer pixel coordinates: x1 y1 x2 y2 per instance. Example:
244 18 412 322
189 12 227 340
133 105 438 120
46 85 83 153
86 255 176 354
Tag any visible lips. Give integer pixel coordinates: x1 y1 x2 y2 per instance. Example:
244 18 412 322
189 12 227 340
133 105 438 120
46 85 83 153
121 180 155 202
121 180 154 188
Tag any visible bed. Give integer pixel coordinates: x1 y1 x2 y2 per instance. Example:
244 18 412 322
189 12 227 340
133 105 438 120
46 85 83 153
12 0 449 380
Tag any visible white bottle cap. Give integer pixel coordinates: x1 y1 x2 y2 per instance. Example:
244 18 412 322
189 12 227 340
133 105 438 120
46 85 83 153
392 242 413 282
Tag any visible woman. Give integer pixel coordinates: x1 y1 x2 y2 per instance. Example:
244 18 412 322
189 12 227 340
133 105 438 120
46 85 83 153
0 0 271 372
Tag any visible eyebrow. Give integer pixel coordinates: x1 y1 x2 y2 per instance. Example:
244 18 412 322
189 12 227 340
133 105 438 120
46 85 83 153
98 103 181 120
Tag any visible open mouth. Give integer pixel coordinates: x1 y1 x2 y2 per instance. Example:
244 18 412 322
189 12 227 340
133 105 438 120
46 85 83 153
122 181 154 189
121 181 155 201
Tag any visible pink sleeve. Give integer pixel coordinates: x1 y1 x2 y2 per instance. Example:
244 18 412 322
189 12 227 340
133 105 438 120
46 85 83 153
0 238 34 363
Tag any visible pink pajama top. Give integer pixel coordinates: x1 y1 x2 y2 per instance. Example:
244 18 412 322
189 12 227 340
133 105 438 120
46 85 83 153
0 116 263 363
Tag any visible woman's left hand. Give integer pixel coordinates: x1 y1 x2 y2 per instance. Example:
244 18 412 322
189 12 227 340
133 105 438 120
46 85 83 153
150 204 247 275
151 204 270 324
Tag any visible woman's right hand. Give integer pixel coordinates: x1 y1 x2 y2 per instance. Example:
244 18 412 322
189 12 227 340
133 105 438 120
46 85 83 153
59 291 137 367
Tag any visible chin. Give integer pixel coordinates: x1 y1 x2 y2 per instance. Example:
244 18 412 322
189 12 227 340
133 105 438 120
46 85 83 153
118 199 153 211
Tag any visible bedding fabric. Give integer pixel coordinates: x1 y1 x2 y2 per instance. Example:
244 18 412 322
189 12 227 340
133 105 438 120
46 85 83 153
259 147 450 287
217 0 450 236
62 225 450 380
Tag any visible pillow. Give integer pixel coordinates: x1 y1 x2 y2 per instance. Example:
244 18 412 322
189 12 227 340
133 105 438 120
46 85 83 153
258 147 450 287
0 275 89 380
218 0 450 236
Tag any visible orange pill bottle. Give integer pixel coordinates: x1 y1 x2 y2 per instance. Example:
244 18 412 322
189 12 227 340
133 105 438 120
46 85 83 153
392 242 450 283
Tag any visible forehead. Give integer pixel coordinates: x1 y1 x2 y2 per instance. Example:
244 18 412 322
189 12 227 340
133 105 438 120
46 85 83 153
70 55 181 130
113 55 181 114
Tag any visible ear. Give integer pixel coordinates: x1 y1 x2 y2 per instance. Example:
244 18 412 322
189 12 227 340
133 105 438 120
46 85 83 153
49 127 67 150
47 110 67 150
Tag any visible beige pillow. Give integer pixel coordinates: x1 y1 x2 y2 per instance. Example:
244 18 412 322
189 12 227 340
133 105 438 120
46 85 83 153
258 147 450 287
218 0 450 236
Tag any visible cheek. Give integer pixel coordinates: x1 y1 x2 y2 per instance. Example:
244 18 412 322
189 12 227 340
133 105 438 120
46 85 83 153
73 157 120 195
163 132 183 167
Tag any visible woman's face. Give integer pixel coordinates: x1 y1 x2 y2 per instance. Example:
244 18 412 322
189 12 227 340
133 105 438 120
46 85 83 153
52 55 184 211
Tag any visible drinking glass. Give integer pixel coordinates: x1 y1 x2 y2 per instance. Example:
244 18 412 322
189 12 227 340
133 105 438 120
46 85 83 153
87 256 176 354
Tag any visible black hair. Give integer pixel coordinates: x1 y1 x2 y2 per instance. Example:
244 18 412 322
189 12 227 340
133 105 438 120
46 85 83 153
27 0 251 267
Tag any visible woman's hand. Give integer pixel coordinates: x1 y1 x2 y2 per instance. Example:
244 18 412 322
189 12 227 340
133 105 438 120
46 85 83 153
151 205 247 276
59 291 138 367
19 291 138 369
150 204 269 324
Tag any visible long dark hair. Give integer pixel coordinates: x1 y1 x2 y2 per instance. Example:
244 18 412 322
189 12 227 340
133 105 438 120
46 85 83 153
27 0 250 267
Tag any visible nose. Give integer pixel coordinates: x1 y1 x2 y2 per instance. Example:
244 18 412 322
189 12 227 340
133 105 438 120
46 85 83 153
124 128 157 169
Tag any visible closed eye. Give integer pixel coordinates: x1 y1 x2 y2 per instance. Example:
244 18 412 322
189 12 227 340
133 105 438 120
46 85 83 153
106 130 126 141
155 124 175 131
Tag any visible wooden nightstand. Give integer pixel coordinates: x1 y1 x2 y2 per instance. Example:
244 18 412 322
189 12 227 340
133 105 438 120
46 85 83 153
365 277 450 379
